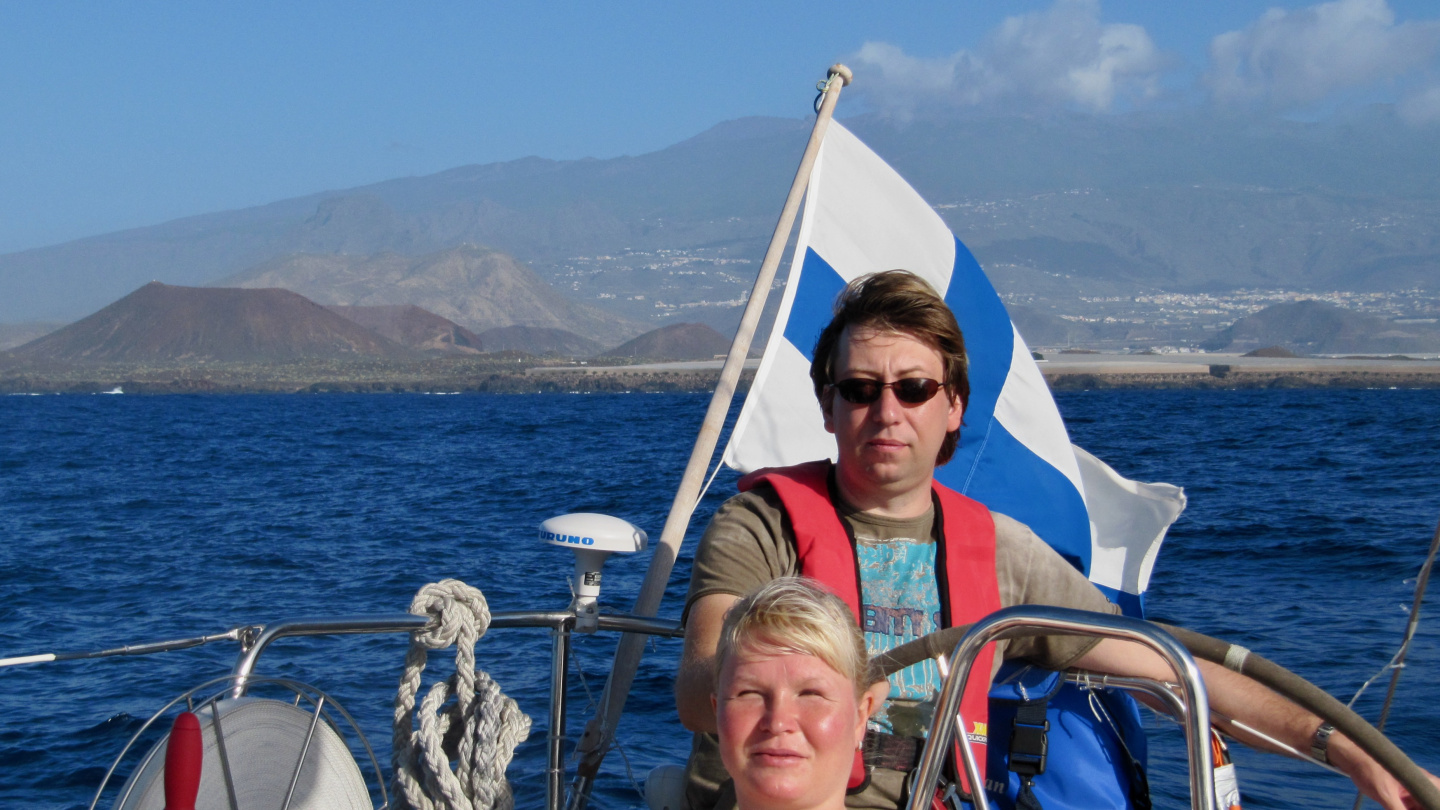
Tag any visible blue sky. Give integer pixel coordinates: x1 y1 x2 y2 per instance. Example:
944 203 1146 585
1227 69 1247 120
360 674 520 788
2 0 1438 255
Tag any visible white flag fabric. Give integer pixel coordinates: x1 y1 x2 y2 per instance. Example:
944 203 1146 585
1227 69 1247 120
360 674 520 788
722 122 1185 614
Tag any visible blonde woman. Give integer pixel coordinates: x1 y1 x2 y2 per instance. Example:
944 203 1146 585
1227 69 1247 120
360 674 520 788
712 578 889 810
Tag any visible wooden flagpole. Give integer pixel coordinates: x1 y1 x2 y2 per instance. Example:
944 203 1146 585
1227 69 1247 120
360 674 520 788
566 64 852 808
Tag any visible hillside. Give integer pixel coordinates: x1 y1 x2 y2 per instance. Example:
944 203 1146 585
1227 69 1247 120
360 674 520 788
3 110 1438 328
10 282 416 363
0 322 63 351
1008 305 1131 348
1201 300 1440 355
476 325 602 357
605 322 732 361
219 244 642 343
326 304 483 354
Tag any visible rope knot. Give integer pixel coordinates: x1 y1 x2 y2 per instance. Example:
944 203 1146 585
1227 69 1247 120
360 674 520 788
410 579 492 650
393 580 529 810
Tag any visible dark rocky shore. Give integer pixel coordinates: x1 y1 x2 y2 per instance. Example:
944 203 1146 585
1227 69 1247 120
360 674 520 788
0 356 747 395
1038 354 1440 390
3 355 1438 395
1044 370 1440 390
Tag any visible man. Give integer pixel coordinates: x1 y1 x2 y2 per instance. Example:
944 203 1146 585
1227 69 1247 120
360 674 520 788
676 270 1435 810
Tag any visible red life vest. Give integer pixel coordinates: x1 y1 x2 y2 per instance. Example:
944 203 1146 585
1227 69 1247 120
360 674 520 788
737 459 1001 793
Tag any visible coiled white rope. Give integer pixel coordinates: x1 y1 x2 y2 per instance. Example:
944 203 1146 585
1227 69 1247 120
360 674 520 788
392 579 532 810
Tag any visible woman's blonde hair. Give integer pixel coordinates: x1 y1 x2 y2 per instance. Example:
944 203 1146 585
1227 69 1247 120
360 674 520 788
715 577 874 696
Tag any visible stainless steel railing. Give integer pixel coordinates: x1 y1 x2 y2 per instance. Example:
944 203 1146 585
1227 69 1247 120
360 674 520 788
904 606 1218 810
227 610 685 810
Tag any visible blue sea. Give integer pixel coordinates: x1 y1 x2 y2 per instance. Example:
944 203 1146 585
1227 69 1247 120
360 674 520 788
1 390 1437 809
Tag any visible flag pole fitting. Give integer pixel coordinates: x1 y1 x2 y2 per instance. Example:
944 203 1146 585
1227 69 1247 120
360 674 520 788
815 65 851 111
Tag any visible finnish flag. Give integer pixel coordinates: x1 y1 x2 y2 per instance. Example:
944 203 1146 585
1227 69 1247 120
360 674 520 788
722 122 1185 615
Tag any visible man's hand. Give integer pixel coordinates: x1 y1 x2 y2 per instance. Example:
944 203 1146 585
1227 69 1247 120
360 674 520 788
1329 733 1440 810
675 593 738 733
1074 638 1440 810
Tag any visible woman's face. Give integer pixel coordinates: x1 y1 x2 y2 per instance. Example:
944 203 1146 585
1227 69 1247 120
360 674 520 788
713 642 878 810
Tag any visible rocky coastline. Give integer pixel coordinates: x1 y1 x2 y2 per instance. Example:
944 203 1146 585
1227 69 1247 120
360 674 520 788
1037 353 1440 391
2 354 1438 395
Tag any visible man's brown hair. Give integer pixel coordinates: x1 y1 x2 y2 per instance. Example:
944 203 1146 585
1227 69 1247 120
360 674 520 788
809 270 969 465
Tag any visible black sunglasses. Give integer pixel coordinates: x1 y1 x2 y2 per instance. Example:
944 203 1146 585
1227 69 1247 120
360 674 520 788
830 378 946 406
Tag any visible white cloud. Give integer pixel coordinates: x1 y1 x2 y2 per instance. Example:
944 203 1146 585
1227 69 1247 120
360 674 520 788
851 0 1165 118
1206 0 1440 109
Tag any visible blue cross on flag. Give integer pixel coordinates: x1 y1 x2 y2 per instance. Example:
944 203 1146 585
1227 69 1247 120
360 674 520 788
722 122 1185 615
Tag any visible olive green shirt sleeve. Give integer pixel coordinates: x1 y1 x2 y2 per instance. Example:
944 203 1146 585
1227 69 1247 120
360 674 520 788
683 486 798 624
992 511 1120 669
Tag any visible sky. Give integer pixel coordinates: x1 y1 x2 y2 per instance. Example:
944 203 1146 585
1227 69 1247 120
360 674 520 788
2 0 1438 256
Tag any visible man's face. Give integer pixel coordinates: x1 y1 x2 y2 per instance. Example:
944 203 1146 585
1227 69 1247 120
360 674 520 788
821 326 963 507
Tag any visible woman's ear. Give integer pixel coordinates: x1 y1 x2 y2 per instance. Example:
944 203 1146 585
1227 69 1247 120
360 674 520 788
854 680 887 741
857 680 888 722
863 680 888 716
710 693 718 715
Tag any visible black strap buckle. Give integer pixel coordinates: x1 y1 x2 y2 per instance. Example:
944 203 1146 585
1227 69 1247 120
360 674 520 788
1009 703 1050 777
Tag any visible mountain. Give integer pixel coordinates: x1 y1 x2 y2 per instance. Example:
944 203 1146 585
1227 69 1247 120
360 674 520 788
10 282 417 363
0 322 63 351
1200 300 1440 354
218 244 642 343
2 110 1438 326
0 117 806 325
476 325 602 357
605 322 732 361
326 304 483 354
1008 305 1131 347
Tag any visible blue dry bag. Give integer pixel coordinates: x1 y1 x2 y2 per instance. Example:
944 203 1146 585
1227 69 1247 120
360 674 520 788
983 662 1150 810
